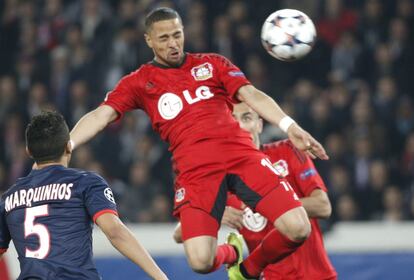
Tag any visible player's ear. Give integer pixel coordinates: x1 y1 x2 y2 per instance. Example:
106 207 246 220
25 146 33 158
65 140 73 154
144 33 153 48
258 118 263 134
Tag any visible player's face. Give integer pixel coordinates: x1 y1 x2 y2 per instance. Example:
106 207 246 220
232 103 263 148
145 18 185 67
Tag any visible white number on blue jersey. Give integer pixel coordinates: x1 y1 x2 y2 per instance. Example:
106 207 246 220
24 205 50 259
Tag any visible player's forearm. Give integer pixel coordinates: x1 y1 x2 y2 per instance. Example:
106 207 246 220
300 195 332 219
70 106 116 148
237 85 288 127
107 223 168 279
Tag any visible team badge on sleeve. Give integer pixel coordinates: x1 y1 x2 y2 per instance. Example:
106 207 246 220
300 168 317 180
104 187 116 204
191 63 213 81
175 188 186 203
272 160 289 177
228 70 245 77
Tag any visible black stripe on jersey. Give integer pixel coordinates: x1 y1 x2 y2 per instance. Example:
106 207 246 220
210 176 228 223
210 174 262 223
227 174 262 211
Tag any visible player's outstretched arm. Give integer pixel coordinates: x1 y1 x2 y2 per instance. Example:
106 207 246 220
300 189 332 219
236 85 328 160
70 105 118 150
96 213 168 280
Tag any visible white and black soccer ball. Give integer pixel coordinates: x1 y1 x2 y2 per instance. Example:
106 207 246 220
261 9 316 61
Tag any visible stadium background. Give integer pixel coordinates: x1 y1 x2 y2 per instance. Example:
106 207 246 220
1 0 414 279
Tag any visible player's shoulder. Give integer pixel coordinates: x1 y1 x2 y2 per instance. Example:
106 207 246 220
66 168 108 187
116 66 151 88
262 139 307 163
262 139 290 152
190 52 231 64
1 183 18 201
1 173 33 200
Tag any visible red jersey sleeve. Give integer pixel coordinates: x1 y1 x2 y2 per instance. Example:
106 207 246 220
102 71 143 120
286 142 328 197
211 54 251 102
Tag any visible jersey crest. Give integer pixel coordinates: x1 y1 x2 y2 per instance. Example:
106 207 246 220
191 63 213 81
272 159 289 177
175 188 186 203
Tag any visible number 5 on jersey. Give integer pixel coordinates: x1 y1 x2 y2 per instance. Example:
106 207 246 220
261 158 299 201
25 205 50 259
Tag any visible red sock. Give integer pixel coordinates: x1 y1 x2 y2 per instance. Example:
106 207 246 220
241 228 304 277
209 244 238 272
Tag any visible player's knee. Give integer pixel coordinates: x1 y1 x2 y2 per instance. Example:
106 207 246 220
187 251 214 274
286 218 311 242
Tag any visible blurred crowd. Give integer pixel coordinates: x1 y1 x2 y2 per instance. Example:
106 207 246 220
1 0 414 226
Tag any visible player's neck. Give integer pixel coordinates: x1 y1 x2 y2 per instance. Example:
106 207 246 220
34 158 68 170
255 140 261 149
153 54 186 68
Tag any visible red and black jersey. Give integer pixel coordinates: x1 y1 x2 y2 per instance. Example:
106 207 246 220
102 53 252 157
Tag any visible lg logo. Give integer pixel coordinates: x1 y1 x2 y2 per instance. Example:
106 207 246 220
158 93 183 120
157 86 214 120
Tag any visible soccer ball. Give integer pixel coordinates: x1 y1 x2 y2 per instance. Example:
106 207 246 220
261 9 316 61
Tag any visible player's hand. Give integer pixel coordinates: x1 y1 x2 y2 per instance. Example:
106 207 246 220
222 206 244 229
287 123 329 160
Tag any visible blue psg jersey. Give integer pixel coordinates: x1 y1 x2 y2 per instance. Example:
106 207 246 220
0 165 118 280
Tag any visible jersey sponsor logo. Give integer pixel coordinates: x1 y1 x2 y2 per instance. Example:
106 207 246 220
175 188 185 203
4 183 73 212
191 63 213 81
104 187 116 204
228 70 245 77
242 207 268 232
272 159 289 177
300 168 316 180
158 86 215 120
158 93 183 120
183 86 214 104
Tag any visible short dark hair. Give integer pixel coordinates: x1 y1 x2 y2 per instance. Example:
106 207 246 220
25 111 70 163
145 7 181 31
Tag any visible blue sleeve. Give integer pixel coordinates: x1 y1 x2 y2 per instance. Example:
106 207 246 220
0 199 11 251
81 173 118 223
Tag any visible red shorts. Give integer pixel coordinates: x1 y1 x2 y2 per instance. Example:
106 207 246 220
180 207 220 241
173 138 302 240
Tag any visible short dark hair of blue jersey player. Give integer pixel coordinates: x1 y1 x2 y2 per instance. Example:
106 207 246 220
25 110 72 164
0 111 168 280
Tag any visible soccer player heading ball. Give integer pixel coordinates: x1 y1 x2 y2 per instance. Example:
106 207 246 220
70 7 328 279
